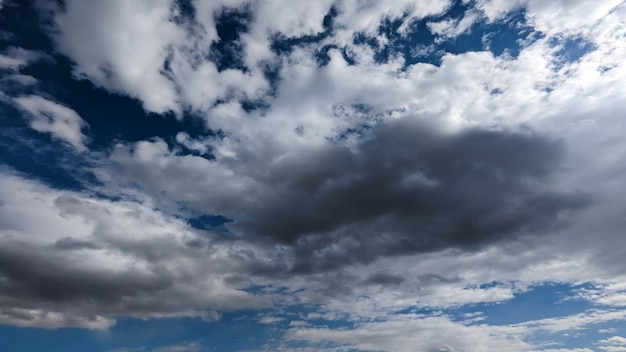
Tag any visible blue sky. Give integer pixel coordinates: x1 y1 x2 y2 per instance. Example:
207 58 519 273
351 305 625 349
1 0 626 351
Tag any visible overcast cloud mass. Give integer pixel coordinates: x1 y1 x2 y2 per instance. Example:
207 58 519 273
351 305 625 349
1 0 626 351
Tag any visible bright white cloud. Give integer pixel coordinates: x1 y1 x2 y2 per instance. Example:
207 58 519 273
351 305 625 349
53 0 185 113
12 95 89 151
600 336 626 345
475 0 624 32
598 336 626 352
600 328 619 334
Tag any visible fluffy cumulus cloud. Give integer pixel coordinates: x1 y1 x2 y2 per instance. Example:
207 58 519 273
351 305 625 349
1 0 626 351
51 0 186 113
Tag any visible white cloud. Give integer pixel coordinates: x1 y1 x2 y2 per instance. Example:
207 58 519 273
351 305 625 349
49 0 454 117
515 309 626 335
277 305 626 352
175 132 211 154
0 47 47 71
599 348 626 352
258 316 285 324
53 0 185 114
0 53 25 70
336 0 452 38
600 328 619 334
12 95 89 151
599 336 626 345
427 10 481 39
1 73 38 86
52 0 269 115
0 308 116 330
580 282 626 308
475 0 623 33
523 0 624 36
599 336 626 352
285 313 532 352
473 0 525 21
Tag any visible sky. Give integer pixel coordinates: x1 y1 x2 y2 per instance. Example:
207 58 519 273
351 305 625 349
0 0 626 351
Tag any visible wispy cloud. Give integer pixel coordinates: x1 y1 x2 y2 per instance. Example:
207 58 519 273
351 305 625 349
12 95 89 151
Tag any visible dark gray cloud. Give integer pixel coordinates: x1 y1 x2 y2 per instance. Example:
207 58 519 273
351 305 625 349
364 271 406 286
106 118 589 278
0 173 273 329
52 236 101 250
0 240 170 306
0 232 269 328
225 119 589 274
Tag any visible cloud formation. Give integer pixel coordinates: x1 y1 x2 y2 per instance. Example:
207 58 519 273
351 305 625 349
12 95 88 151
0 172 270 329
108 118 589 274
0 0 626 351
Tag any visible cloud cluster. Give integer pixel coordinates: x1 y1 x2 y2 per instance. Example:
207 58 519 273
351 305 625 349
108 117 589 275
1 0 626 350
0 171 270 329
258 303 626 352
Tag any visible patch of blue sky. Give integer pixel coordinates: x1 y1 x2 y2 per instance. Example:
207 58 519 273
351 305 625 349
231 294 359 331
208 5 253 73
0 324 98 352
595 321 626 336
0 312 288 352
550 35 597 69
19 58 212 149
0 106 96 190
482 11 541 57
0 7 219 156
447 282 597 326
429 282 623 350
354 2 540 68
391 305 445 318
0 3 55 54
187 213 233 232
0 88 211 192
529 322 624 352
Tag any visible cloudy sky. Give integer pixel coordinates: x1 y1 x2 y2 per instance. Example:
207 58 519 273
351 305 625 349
1 0 626 351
